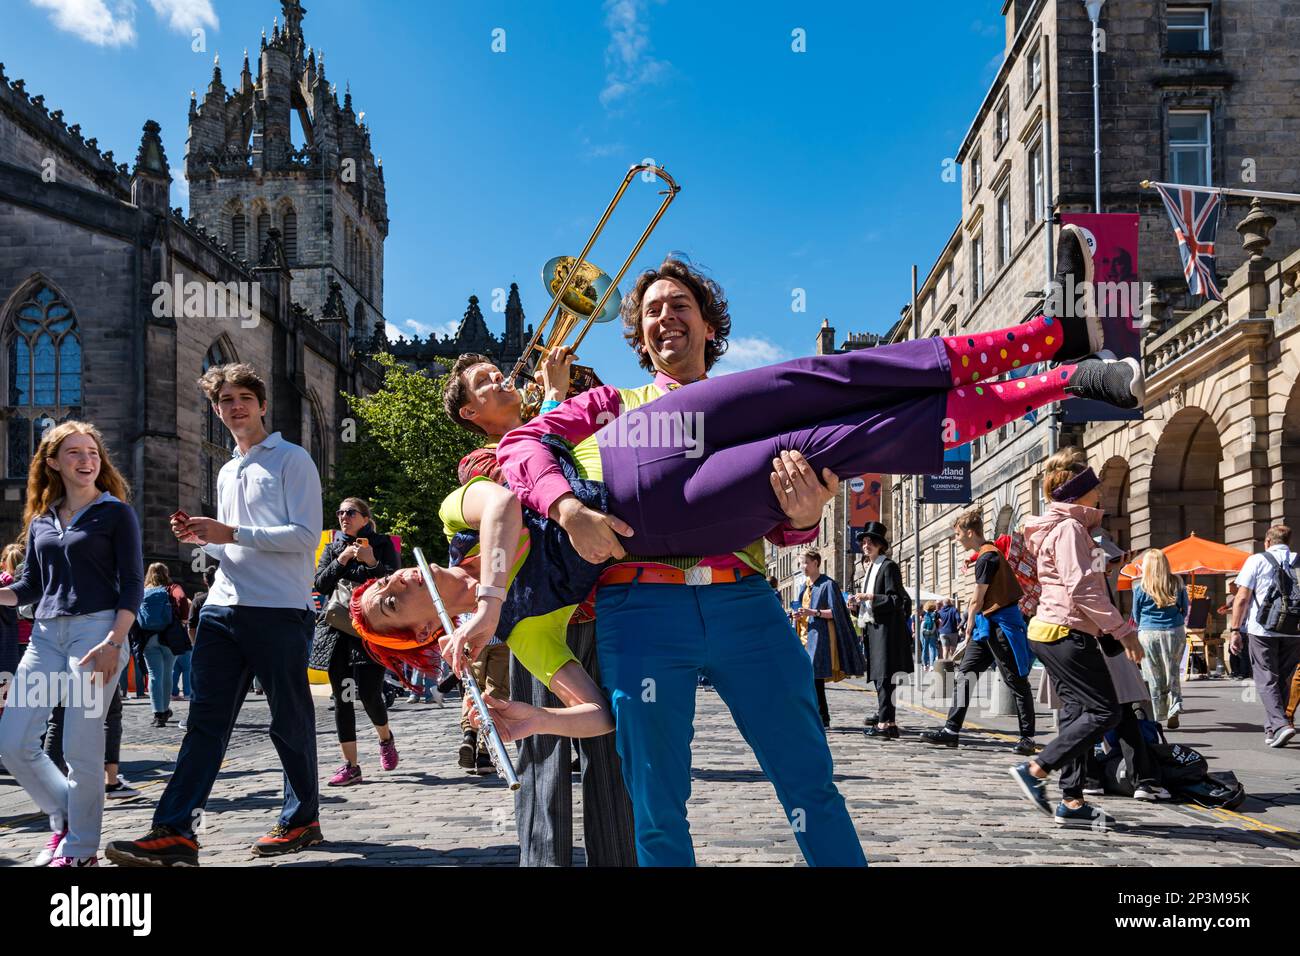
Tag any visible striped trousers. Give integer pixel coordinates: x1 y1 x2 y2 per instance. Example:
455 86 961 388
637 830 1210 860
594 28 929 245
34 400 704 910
510 619 638 866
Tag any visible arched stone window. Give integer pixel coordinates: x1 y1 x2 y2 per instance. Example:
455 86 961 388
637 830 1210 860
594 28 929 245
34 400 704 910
307 396 325 475
353 300 365 337
4 280 81 478
231 211 247 260
199 339 238 511
282 206 298 264
256 211 271 261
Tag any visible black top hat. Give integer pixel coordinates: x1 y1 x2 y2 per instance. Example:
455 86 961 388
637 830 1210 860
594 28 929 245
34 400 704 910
856 521 890 551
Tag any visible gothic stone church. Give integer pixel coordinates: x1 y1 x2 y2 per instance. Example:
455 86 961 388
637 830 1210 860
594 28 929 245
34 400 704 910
0 2 394 578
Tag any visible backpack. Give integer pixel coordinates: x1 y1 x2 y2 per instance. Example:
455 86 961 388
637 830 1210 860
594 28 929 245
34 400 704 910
137 586 174 633
1177 772 1247 811
922 611 937 636
1257 551 1300 635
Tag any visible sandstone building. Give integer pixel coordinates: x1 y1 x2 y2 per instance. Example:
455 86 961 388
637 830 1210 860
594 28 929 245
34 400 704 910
885 0 1300 630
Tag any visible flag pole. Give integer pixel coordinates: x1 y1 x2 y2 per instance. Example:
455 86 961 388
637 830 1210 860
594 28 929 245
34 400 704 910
1140 180 1300 204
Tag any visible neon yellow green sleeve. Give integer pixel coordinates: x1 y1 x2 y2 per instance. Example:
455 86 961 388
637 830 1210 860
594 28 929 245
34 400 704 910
439 475 493 541
507 605 580 688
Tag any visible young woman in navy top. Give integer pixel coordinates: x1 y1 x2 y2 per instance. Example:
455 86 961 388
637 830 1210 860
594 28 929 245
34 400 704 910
0 421 143 866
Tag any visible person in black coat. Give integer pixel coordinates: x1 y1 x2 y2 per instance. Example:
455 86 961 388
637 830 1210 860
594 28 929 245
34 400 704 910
315 497 400 787
847 523 913 739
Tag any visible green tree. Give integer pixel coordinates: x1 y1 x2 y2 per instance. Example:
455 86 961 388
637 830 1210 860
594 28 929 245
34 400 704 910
327 353 477 559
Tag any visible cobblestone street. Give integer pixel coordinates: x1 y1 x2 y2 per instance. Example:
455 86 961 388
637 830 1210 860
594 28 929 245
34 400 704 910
2 672 1297 866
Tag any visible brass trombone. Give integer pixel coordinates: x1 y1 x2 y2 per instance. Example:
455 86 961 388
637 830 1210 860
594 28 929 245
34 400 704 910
510 163 681 414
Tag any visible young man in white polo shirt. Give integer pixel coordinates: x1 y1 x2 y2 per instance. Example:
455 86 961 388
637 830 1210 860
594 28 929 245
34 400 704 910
108 363 324 865
1230 524 1300 748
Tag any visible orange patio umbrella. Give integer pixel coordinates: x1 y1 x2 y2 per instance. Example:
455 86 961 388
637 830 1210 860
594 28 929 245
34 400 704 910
1117 532 1252 591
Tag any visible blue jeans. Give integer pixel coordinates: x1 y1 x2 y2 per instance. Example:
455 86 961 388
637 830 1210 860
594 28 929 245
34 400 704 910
172 649 192 697
594 573 866 867
920 634 940 667
0 611 127 858
152 604 318 837
142 634 175 714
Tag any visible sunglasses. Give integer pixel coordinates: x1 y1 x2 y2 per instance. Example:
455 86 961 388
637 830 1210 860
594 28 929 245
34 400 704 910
337 508 363 518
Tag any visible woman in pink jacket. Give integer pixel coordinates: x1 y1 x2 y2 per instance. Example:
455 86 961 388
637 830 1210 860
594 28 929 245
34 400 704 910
1007 447 1144 829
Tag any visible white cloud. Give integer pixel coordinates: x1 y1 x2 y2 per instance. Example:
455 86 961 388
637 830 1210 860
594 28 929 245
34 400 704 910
405 319 459 340
599 0 670 109
30 0 138 47
148 0 218 34
30 0 217 46
714 336 787 374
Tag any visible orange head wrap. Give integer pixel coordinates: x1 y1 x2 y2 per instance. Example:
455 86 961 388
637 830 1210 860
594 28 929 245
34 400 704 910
349 577 446 688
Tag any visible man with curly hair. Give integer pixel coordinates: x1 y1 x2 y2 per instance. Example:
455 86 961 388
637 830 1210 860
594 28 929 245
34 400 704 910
475 256 865 866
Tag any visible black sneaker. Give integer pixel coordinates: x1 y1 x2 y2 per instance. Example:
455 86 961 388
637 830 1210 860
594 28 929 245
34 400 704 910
437 673 461 695
251 821 324 857
475 750 495 775
921 728 960 748
1064 353 1145 409
105 825 200 867
1053 223 1098 346
458 730 478 771
151 713 168 728
1014 737 1038 756
1054 802 1114 831
1009 762 1053 816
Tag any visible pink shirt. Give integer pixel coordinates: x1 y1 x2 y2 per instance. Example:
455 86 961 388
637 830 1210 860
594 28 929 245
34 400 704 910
1022 502 1135 640
496 370 817 573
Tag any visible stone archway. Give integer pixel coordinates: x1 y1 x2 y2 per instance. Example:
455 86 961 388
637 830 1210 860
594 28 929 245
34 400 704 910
1099 455 1131 553
1099 455 1132 615
1149 407 1225 544
1149 407 1226 625
1281 382 1300 535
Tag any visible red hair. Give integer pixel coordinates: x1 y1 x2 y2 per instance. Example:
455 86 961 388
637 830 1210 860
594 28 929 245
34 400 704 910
349 578 446 689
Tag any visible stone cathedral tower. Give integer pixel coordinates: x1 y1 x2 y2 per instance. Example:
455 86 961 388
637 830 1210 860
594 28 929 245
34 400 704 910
184 0 388 341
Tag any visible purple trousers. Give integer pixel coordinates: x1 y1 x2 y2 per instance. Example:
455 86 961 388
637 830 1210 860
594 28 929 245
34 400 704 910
598 337 952 556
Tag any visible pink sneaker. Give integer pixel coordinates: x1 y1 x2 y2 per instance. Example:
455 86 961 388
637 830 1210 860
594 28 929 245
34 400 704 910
34 829 67 866
49 855 98 867
379 734 399 771
327 763 362 787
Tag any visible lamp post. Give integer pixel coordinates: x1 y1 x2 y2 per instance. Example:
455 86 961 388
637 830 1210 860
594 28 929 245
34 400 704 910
1084 0 1106 212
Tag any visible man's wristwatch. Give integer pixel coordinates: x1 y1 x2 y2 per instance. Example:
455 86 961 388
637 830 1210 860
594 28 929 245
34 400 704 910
231 525 240 544
476 584 506 603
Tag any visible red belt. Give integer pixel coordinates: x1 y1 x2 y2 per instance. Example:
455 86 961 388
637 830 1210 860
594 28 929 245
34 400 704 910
598 564 759 587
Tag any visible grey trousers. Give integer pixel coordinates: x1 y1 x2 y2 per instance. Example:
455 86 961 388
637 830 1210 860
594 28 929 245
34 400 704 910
1247 632 1300 735
510 619 638 867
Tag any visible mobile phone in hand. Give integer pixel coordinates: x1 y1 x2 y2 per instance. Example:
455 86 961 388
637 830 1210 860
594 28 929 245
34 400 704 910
170 510 190 523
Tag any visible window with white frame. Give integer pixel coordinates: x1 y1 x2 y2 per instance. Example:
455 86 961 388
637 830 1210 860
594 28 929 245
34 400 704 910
1167 6 1210 53
1168 110 1212 186
996 180 1012 269
969 148 983 195
970 230 985 301
1026 44 1042 99
995 94 1010 151
1028 138 1045 227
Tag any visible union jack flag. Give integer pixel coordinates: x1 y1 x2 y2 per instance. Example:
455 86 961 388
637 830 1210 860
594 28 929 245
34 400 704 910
1154 183 1223 301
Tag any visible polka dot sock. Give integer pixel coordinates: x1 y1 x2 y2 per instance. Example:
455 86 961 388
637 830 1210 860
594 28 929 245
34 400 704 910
942 315 1065 386
943 365 1076 449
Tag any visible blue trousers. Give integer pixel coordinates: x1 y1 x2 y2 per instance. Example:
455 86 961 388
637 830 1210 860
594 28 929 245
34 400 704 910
595 573 866 866
172 649 192 697
152 604 318 837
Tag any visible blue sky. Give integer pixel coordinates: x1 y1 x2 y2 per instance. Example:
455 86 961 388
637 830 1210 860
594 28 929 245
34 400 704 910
7 0 1006 385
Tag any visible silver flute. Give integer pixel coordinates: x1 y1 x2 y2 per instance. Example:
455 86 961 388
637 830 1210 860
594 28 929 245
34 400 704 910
412 547 520 791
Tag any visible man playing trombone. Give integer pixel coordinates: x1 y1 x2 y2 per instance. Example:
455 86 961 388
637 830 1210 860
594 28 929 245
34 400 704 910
452 256 865 867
